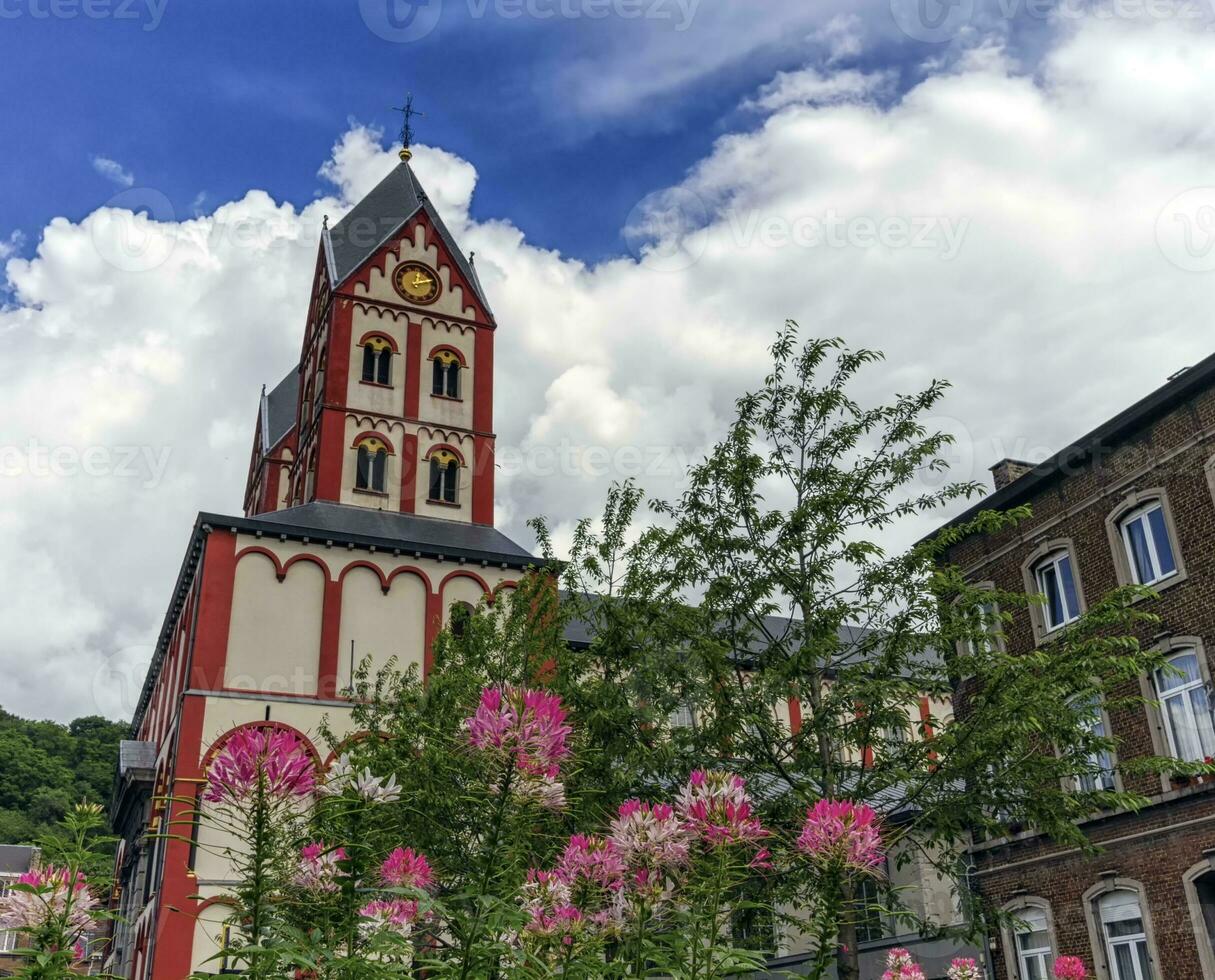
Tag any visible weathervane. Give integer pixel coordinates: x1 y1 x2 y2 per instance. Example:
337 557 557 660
392 93 424 162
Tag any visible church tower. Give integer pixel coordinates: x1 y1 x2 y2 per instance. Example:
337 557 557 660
109 137 535 980
245 146 497 525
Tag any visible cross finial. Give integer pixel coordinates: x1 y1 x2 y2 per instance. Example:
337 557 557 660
392 93 424 162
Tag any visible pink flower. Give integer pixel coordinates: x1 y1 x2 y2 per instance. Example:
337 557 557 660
292 842 347 892
796 799 884 873
609 800 691 872
466 687 572 809
0 866 96 937
1053 955 1089 980
557 835 625 892
947 957 983 980
675 770 769 849
359 898 419 936
204 728 316 804
380 847 434 891
881 947 925 980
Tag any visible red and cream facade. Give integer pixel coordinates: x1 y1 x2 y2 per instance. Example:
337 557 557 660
108 157 536 979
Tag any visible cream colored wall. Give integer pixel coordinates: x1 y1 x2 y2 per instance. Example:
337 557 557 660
191 889 235 975
352 223 479 321
347 305 407 418
420 318 475 431
441 572 493 625
339 415 407 510
223 553 324 695
337 566 428 689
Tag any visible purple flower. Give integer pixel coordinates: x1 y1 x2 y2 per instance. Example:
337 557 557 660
204 728 316 804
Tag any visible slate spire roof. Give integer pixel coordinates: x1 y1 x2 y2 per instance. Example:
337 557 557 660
323 161 492 317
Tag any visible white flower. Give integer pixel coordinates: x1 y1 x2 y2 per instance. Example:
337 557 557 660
320 753 402 803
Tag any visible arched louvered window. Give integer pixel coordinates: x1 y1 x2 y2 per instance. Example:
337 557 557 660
428 449 460 504
431 349 462 399
361 337 393 386
355 437 390 494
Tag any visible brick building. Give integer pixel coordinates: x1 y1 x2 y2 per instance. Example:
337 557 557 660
933 353 1215 980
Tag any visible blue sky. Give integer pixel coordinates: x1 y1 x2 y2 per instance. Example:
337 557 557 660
0 0 996 264
7 0 1215 719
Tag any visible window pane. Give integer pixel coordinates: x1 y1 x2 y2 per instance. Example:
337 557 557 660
1190 687 1215 758
1135 940 1154 980
1125 516 1156 584
1111 943 1136 980
444 461 458 503
447 363 459 398
1059 555 1079 621
362 345 376 382
1158 652 1200 692
1022 955 1047 980
1105 917 1145 939
372 451 387 493
432 358 444 395
429 459 442 500
1147 507 1176 578
1165 694 1202 761
377 349 391 385
1040 563 1064 627
356 447 370 489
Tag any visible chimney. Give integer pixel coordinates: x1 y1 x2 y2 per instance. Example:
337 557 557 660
989 458 1035 491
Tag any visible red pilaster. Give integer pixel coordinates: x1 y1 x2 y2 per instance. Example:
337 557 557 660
472 435 495 526
787 693 803 735
150 695 205 980
424 589 442 680
405 318 422 420
189 531 237 691
401 431 419 514
318 578 343 698
473 326 494 432
314 408 346 502
325 300 353 404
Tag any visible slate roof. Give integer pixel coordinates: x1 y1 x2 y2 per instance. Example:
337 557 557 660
262 368 299 451
228 502 536 567
117 740 157 777
0 845 36 875
324 162 493 317
927 347 1215 541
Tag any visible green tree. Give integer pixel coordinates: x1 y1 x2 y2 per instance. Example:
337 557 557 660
540 327 1178 980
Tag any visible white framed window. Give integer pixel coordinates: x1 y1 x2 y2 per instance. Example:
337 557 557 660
1099 891 1154 980
1034 551 1081 631
1153 650 1215 762
1013 907 1052 980
1074 694 1117 793
964 595 1001 656
1118 502 1177 587
669 702 695 729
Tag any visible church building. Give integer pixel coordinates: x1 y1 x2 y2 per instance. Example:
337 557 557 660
107 142 537 979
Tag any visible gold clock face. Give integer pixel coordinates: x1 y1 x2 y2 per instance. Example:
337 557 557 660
392 261 441 305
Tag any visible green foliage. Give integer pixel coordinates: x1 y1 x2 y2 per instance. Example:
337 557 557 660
0 709 128 845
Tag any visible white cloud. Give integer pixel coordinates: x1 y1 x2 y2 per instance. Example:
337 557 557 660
91 155 135 188
5 12 1215 721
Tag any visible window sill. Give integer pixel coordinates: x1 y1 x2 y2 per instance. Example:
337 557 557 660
426 498 461 509
430 393 464 403
353 488 390 499
1126 568 1188 599
359 380 395 390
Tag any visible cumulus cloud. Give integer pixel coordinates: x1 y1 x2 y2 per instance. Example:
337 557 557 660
5 11 1215 721
90 155 135 188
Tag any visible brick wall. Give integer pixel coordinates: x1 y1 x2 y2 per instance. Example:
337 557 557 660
940 381 1215 979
